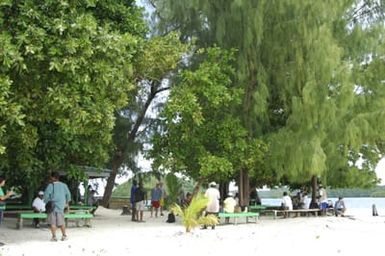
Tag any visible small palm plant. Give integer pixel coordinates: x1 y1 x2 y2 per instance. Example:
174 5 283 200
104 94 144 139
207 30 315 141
170 193 219 233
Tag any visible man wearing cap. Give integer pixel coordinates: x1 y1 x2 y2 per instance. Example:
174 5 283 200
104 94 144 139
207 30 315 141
203 181 220 229
32 191 46 228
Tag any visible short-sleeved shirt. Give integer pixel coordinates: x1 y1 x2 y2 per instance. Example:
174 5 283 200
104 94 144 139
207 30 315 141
205 187 220 213
44 181 71 213
0 187 5 210
130 185 137 204
223 197 237 213
282 195 293 210
32 197 46 212
151 187 162 201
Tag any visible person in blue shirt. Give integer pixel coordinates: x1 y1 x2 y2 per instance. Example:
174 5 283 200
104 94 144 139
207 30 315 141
130 180 138 221
44 172 71 241
150 183 162 218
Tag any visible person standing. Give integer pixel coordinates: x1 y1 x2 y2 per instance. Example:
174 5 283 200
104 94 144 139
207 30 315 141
159 182 166 217
318 184 328 214
150 183 162 218
135 181 147 222
44 172 71 241
130 180 138 221
203 181 220 229
32 191 46 228
0 176 14 226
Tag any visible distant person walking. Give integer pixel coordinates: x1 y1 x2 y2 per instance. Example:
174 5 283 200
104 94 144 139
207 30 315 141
44 172 71 241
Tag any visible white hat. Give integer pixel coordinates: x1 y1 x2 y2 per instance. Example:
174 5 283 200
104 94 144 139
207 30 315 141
209 181 217 187
38 191 44 195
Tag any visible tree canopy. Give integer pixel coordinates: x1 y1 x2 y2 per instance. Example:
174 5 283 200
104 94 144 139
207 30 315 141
0 0 147 198
149 0 385 189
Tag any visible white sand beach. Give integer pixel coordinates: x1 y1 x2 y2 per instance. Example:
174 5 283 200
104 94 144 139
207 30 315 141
1 207 385 256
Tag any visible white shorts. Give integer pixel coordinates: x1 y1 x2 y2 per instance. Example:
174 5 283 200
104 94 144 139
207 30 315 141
136 201 145 211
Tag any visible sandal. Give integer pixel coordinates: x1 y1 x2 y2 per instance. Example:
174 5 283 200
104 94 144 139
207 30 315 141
51 236 58 242
61 235 67 241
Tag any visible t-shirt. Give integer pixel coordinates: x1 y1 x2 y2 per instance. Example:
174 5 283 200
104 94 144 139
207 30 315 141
151 187 162 201
0 187 5 210
44 181 71 213
205 187 220 213
282 195 293 210
135 187 146 202
32 197 46 212
223 197 237 213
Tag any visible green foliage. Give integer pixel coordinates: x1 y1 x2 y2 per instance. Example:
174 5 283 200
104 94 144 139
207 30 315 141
0 0 146 195
170 193 218 232
164 172 182 205
151 0 385 189
151 47 245 180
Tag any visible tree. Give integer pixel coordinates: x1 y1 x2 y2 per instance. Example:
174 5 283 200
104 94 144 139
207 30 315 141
150 0 385 202
0 0 146 200
101 32 189 207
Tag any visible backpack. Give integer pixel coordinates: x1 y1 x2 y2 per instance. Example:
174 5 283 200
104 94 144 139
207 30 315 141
166 212 175 223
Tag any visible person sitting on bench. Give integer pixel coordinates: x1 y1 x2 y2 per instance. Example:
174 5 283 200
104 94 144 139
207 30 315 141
334 197 346 217
281 192 293 218
32 191 46 228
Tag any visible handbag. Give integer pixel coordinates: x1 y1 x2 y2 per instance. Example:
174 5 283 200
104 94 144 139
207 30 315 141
45 183 55 214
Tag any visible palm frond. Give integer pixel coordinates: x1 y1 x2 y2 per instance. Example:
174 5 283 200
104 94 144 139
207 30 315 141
170 193 216 232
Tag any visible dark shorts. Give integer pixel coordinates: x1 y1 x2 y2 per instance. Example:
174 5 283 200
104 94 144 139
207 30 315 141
151 201 160 208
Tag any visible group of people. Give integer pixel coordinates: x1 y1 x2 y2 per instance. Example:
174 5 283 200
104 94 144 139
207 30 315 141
0 172 71 242
130 181 167 222
280 185 347 217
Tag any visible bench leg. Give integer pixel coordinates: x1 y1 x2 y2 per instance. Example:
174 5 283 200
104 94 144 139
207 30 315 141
17 218 23 229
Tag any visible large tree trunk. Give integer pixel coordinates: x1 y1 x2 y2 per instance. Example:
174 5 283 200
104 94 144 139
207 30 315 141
101 84 167 207
238 169 250 208
101 156 124 207
309 175 318 209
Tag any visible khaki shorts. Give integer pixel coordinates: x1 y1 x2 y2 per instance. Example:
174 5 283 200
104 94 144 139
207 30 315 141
47 212 65 227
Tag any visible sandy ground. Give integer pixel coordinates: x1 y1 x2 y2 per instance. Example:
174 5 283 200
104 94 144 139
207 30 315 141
1 207 385 256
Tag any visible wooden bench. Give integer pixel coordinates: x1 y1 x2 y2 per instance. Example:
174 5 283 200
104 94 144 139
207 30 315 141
17 212 93 229
218 212 259 225
270 208 321 219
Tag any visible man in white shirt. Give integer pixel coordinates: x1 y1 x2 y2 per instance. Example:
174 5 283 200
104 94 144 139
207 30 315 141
203 181 220 229
281 191 293 210
32 191 46 228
